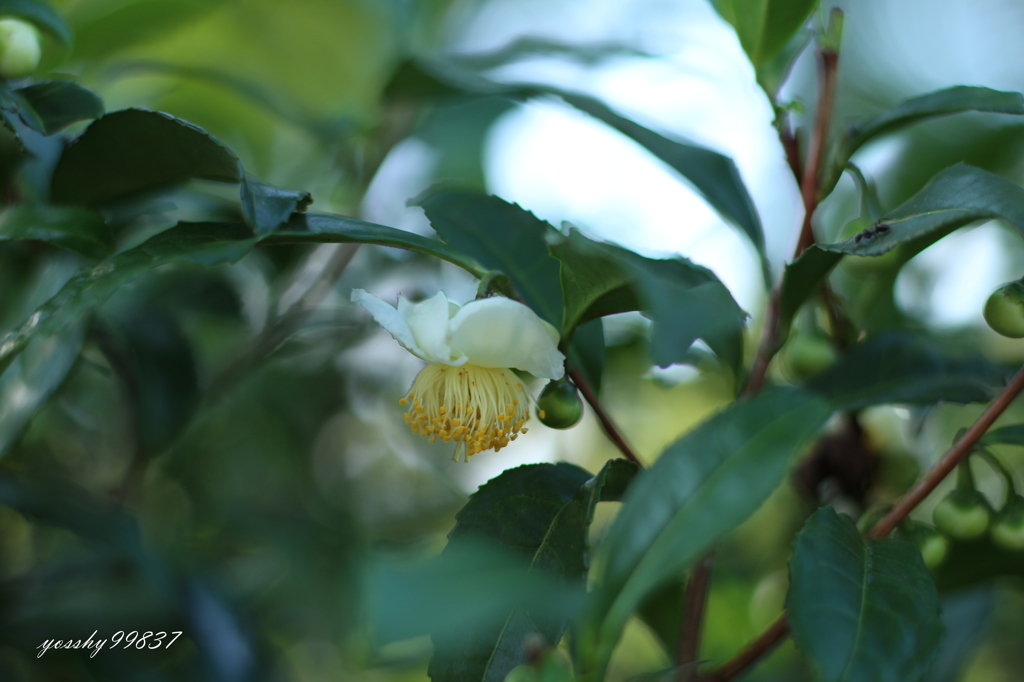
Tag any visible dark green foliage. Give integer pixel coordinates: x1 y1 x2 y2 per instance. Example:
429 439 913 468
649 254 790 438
788 507 942 682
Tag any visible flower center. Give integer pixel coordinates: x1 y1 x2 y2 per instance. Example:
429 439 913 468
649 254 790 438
399 364 531 461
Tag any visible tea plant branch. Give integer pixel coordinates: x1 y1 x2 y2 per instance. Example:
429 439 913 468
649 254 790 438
697 362 1024 681
677 550 715 680
569 367 643 466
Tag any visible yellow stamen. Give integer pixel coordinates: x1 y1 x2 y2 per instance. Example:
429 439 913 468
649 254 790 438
400 363 533 462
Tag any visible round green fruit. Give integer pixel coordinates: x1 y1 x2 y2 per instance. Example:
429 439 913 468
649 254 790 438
503 664 539 682
779 334 837 381
536 378 583 429
983 280 1024 338
896 521 949 569
933 489 992 541
0 18 40 79
991 495 1024 551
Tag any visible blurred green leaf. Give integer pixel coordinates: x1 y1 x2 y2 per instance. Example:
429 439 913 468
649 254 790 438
70 0 224 60
239 174 312 236
807 333 1007 410
51 108 241 207
97 306 200 456
635 577 685 655
417 189 564 327
0 323 82 457
0 0 73 45
932 537 1024 590
820 164 1024 257
566 318 605 394
429 460 637 682
777 245 841 338
451 37 651 70
711 0 817 68
980 423 1024 446
268 212 486 276
15 80 104 135
787 506 942 682
0 222 255 377
386 60 769 284
578 386 833 677
550 229 747 372
0 204 112 258
923 587 994 682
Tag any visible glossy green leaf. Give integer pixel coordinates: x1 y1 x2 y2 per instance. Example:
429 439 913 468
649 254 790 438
820 164 1024 257
240 174 312 236
712 0 818 68
0 222 256 377
807 333 1006 410
0 0 73 45
777 245 842 337
787 506 942 682
0 204 113 258
386 60 768 283
427 460 638 682
15 81 104 135
51 108 242 207
267 212 486 277
0 323 82 457
417 189 564 327
578 386 833 677
550 229 747 371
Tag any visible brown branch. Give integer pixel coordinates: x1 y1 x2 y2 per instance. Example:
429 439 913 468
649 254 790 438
677 550 716 679
698 362 1024 681
569 368 643 467
795 47 839 256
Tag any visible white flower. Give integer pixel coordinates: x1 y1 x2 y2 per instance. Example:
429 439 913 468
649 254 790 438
351 289 565 461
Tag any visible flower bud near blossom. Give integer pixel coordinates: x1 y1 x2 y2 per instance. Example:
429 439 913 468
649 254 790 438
0 18 40 79
352 289 565 461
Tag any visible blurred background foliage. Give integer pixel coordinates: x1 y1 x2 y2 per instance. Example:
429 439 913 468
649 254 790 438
3 0 1024 680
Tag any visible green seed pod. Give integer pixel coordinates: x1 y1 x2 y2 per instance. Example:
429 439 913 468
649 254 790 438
536 378 583 429
984 280 1024 338
779 334 837 381
0 18 40 79
991 494 1024 551
933 488 992 541
897 521 949 570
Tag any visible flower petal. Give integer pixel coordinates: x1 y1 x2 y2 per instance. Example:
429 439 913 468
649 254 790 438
398 291 462 364
351 289 428 360
449 297 565 379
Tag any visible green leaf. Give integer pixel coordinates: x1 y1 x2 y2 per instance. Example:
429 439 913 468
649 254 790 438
712 0 818 68
565 318 605 393
550 229 747 372
807 333 1006 410
0 0 73 45
0 323 82 457
267 212 486 277
416 189 564 328
51 108 242 207
923 587 995 682
429 460 638 682
0 204 113 258
842 87 1024 163
776 245 841 338
0 222 256 377
15 81 105 135
819 164 1024 258
980 423 1024 447
240 174 312 236
787 506 942 682
386 60 768 284
578 386 833 677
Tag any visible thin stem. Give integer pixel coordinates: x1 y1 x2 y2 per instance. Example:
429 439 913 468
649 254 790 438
677 551 715 679
795 47 839 255
699 613 790 682
569 368 643 467
978 448 1017 504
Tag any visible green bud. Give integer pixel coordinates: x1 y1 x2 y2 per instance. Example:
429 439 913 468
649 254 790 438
991 495 1024 551
896 521 949 570
0 18 40 79
779 334 837 381
983 280 1024 338
933 488 992 541
536 378 583 429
